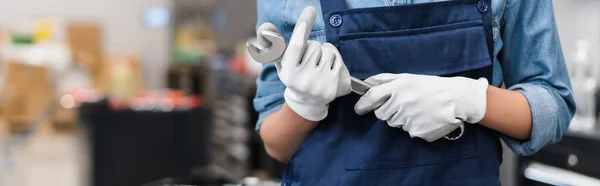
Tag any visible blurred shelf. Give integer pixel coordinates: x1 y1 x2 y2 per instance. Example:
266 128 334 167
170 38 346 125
517 127 600 185
566 127 600 141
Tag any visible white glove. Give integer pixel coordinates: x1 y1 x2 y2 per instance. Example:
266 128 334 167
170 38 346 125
278 7 352 121
354 73 489 142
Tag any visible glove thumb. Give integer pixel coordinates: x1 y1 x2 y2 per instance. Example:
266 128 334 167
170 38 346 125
354 84 392 115
364 73 402 86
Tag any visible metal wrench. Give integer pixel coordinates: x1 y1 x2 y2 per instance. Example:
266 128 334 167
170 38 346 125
246 28 287 65
246 29 463 141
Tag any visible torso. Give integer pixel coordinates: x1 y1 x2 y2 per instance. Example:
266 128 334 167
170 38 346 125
260 1 506 185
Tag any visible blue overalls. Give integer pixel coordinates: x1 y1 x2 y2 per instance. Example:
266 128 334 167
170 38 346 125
283 0 502 185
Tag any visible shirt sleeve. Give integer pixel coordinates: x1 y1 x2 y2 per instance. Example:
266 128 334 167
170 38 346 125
253 63 286 132
252 0 288 133
500 0 576 156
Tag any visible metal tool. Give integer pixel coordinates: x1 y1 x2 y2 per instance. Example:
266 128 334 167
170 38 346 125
246 29 286 64
350 77 371 95
246 31 462 141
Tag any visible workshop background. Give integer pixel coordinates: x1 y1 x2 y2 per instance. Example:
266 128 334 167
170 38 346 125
0 0 597 186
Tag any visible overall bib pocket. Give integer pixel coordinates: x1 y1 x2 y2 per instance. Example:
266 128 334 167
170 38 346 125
339 20 490 79
341 19 491 175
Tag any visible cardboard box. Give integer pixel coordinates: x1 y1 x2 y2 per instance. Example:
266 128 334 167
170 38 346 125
0 62 53 128
67 22 103 88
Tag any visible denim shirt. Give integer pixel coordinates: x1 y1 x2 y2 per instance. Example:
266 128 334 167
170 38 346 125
253 0 576 156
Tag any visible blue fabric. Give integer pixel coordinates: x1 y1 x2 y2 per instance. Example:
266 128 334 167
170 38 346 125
283 0 499 185
268 0 502 185
254 0 575 157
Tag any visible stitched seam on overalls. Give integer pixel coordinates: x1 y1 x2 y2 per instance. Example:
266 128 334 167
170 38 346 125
338 20 483 39
327 1 474 14
349 152 478 168
348 60 491 77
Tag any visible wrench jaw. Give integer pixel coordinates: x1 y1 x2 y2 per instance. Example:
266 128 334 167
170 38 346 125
246 30 287 63
261 31 286 58
246 39 266 63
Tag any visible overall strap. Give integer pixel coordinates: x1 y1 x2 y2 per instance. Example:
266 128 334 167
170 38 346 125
320 0 348 45
320 0 349 15
480 0 494 66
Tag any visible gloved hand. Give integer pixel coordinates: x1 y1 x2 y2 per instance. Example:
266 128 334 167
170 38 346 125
277 7 352 121
354 73 489 142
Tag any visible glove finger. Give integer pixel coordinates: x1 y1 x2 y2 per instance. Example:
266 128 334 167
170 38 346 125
374 99 396 122
287 7 316 53
302 41 322 67
318 46 335 69
388 107 407 128
284 7 317 68
323 43 342 70
452 118 464 125
355 84 392 115
294 6 317 42
364 73 402 86
404 124 450 142
323 43 351 96
287 41 320 91
257 22 279 47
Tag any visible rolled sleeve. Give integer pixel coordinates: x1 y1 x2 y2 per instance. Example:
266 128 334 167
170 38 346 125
253 62 286 132
499 0 576 155
253 0 289 133
503 83 560 155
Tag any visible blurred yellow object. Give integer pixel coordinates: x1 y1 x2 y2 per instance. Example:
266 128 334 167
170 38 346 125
105 56 143 102
34 22 52 44
33 18 63 44
173 24 216 63
175 25 196 50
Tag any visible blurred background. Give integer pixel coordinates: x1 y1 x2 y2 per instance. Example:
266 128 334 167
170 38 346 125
0 0 597 186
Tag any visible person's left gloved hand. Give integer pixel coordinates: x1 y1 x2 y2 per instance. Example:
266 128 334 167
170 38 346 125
354 73 489 142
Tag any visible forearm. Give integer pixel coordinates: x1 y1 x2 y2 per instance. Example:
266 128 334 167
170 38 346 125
480 85 532 140
260 103 318 163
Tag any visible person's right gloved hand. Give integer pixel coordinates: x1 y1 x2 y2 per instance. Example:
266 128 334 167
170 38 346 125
276 6 352 121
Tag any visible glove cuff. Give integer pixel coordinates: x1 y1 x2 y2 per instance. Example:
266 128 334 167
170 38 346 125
463 78 489 124
284 89 329 121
